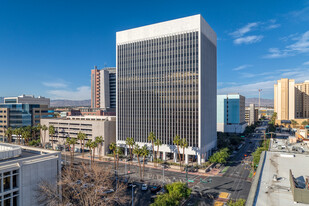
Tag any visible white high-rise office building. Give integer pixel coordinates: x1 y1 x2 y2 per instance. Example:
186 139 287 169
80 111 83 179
116 15 217 164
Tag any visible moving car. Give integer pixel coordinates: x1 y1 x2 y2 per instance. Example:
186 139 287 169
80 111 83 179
141 184 148 191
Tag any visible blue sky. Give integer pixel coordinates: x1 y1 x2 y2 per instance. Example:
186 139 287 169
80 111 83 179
0 0 309 100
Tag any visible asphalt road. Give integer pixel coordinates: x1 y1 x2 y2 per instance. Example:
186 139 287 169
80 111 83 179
61 121 268 205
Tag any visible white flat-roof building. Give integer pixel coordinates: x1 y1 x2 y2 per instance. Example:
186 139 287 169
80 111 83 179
40 116 116 156
116 14 217 164
0 144 61 206
4 95 50 107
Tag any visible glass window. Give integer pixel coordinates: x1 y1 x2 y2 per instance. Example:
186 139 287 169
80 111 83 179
4 176 11 191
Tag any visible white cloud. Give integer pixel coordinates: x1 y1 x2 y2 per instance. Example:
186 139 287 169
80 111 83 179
232 64 252 71
47 86 90 100
218 80 275 98
264 31 309 58
303 61 309 65
234 35 263 45
290 7 309 21
230 22 259 38
42 82 68 88
266 24 281 29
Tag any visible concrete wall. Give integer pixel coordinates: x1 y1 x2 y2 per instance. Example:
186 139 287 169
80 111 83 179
41 117 116 156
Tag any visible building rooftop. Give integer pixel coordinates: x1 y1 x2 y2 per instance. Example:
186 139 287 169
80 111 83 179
0 144 60 166
254 151 309 206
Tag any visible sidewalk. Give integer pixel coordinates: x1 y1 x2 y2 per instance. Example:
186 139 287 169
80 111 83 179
61 151 220 177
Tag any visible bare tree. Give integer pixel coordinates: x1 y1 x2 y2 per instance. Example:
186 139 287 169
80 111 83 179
37 163 129 206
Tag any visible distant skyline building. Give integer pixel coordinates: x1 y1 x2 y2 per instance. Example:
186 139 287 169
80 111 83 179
0 95 54 139
116 14 217 164
245 104 258 125
91 66 116 109
217 94 247 133
274 78 309 120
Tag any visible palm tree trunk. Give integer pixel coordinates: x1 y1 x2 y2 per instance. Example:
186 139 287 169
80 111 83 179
177 146 181 170
82 140 84 158
152 143 155 162
93 147 96 163
52 136 54 149
182 147 185 166
143 156 145 179
137 155 141 179
72 145 75 162
113 152 116 170
117 154 119 170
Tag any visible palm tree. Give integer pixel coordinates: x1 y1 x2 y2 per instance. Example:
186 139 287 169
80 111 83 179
85 140 93 163
5 127 13 143
69 138 77 162
15 128 22 145
41 125 48 148
115 146 122 170
154 138 162 166
141 145 149 179
49 125 55 149
13 128 18 144
173 135 182 167
180 138 188 165
91 141 98 162
125 137 135 160
22 129 31 146
77 132 87 158
109 142 117 169
291 120 298 128
301 120 309 127
133 144 142 179
148 132 156 161
66 137 72 164
95 136 104 159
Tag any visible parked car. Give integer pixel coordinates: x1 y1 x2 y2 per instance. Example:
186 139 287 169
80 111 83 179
141 184 148 191
151 186 161 193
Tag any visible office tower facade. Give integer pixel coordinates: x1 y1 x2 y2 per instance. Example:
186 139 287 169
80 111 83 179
295 81 309 118
91 67 116 109
0 95 54 139
217 94 247 133
116 15 217 164
245 104 258 125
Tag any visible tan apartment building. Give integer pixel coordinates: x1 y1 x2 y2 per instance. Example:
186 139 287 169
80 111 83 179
245 104 258 125
275 78 309 120
40 116 116 156
91 66 116 109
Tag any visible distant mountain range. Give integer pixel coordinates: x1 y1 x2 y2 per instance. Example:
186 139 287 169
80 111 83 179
246 98 273 107
0 97 274 107
50 99 91 107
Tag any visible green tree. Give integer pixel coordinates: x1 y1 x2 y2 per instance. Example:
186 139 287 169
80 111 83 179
291 120 298 128
301 120 309 126
67 137 77 163
151 182 191 206
49 125 55 149
22 129 31 146
133 144 142 179
115 146 122 170
15 128 22 145
141 145 149 179
77 132 87 158
85 140 93 163
5 127 13 143
227 199 246 206
270 112 277 125
125 137 135 160
180 138 188 165
91 140 98 163
209 148 230 164
148 132 156 161
173 135 182 168
95 136 104 159
109 142 117 169
154 138 162 165
41 125 48 148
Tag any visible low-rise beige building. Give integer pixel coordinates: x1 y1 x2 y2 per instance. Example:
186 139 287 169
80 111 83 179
40 116 116 156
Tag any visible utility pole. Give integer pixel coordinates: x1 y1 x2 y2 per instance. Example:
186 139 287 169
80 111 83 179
258 89 262 119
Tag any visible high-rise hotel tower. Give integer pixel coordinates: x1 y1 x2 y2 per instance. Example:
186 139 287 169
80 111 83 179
116 15 217 164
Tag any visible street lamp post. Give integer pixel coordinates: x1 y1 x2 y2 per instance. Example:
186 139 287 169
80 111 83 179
131 185 136 206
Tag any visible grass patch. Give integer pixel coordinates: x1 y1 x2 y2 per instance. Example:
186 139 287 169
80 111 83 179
221 166 230 173
248 169 254 178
